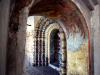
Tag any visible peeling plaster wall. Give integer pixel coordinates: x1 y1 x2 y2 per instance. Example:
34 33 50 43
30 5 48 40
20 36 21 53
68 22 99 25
75 1 100 75
73 0 91 30
73 1 100 75
0 0 10 75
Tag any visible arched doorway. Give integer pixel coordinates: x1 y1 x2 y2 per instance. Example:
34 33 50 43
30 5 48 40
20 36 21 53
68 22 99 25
33 17 67 74
50 29 61 68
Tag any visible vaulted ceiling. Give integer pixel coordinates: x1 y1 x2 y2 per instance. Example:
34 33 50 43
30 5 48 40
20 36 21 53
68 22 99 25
12 0 98 13
29 0 99 15
10 0 99 37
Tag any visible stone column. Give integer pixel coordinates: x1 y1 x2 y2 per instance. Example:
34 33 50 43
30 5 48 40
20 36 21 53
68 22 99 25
44 32 48 66
59 30 67 75
37 31 40 66
45 34 49 66
41 29 48 66
37 37 40 66
39 37 42 66
41 32 44 66
16 7 30 75
33 30 37 66
37 30 43 66
35 30 39 66
42 32 46 66
0 0 10 75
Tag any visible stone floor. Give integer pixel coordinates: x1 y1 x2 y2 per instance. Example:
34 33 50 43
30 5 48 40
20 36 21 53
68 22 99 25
26 66 60 75
24 57 60 75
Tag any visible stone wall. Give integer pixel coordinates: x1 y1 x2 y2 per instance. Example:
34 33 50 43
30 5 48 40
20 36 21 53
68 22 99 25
75 1 100 75
0 0 10 75
6 0 34 75
92 5 100 75
73 0 100 75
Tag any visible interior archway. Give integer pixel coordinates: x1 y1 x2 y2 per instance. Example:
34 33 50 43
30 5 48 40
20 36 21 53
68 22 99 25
45 23 61 64
6 0 94 75
33 17 67 74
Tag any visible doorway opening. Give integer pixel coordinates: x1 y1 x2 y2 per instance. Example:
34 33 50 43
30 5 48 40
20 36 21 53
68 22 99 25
50 29 61 68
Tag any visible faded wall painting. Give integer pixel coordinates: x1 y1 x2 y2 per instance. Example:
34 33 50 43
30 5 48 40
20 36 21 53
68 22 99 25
67 33 89 75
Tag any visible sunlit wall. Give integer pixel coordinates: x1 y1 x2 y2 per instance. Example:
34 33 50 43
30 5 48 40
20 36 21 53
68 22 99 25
24 16 34 71
67 33 89 75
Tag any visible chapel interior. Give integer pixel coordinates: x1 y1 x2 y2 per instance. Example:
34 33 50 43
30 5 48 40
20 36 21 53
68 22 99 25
0 0 100 75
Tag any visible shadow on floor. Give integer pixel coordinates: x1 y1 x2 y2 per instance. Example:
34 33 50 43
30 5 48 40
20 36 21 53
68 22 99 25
27 66 60 75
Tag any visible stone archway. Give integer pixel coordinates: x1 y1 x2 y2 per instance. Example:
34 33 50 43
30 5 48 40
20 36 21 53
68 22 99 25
45 23 61 64
6 0 94 75
33 17 67 75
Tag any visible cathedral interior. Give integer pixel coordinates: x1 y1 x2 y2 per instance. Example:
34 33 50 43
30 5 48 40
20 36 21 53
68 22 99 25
0 0 100 75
